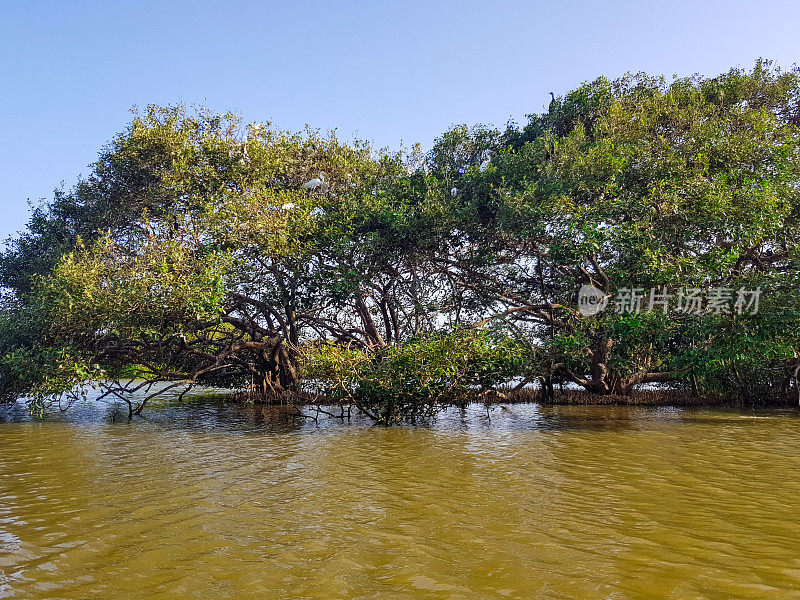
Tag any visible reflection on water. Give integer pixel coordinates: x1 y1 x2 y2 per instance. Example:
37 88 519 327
1 399 800 599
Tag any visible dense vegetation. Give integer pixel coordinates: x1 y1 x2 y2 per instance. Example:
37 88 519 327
2 61 799 423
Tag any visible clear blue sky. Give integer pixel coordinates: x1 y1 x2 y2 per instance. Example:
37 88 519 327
1 0 798 242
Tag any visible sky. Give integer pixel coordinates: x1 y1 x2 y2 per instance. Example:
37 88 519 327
1 0 799 242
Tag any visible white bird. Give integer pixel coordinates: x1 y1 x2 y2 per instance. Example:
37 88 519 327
236 131 250 165
479 151 492 172
281 203 296 210
451 187 458 197
303 172 325 191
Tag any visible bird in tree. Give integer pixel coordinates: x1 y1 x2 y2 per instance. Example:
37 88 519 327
239 133 249 164
479 151 492 172
303 172 326 191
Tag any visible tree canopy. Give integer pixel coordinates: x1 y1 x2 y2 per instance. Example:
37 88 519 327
2 61 799 422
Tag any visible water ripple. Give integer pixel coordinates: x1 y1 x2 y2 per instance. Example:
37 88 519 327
1 401 799 598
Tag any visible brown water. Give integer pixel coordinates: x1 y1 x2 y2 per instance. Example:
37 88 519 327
1 400 800 599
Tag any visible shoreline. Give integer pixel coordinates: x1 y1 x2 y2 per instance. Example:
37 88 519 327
497 389 727 407
237 388 754 409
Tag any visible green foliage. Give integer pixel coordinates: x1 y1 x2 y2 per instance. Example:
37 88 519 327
300 329 525 423
0 344 103 414
431 60 800 399
35 232 230 339
2 60 800 419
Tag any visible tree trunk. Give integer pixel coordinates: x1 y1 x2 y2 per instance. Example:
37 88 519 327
251 339 298 403
355 295 385 348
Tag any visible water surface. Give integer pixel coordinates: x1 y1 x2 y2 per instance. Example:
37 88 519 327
1 400 799 599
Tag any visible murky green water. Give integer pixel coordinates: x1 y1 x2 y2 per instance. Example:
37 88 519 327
1 400 800 599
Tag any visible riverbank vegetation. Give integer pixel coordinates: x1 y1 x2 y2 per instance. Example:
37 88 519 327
2 61 799 423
